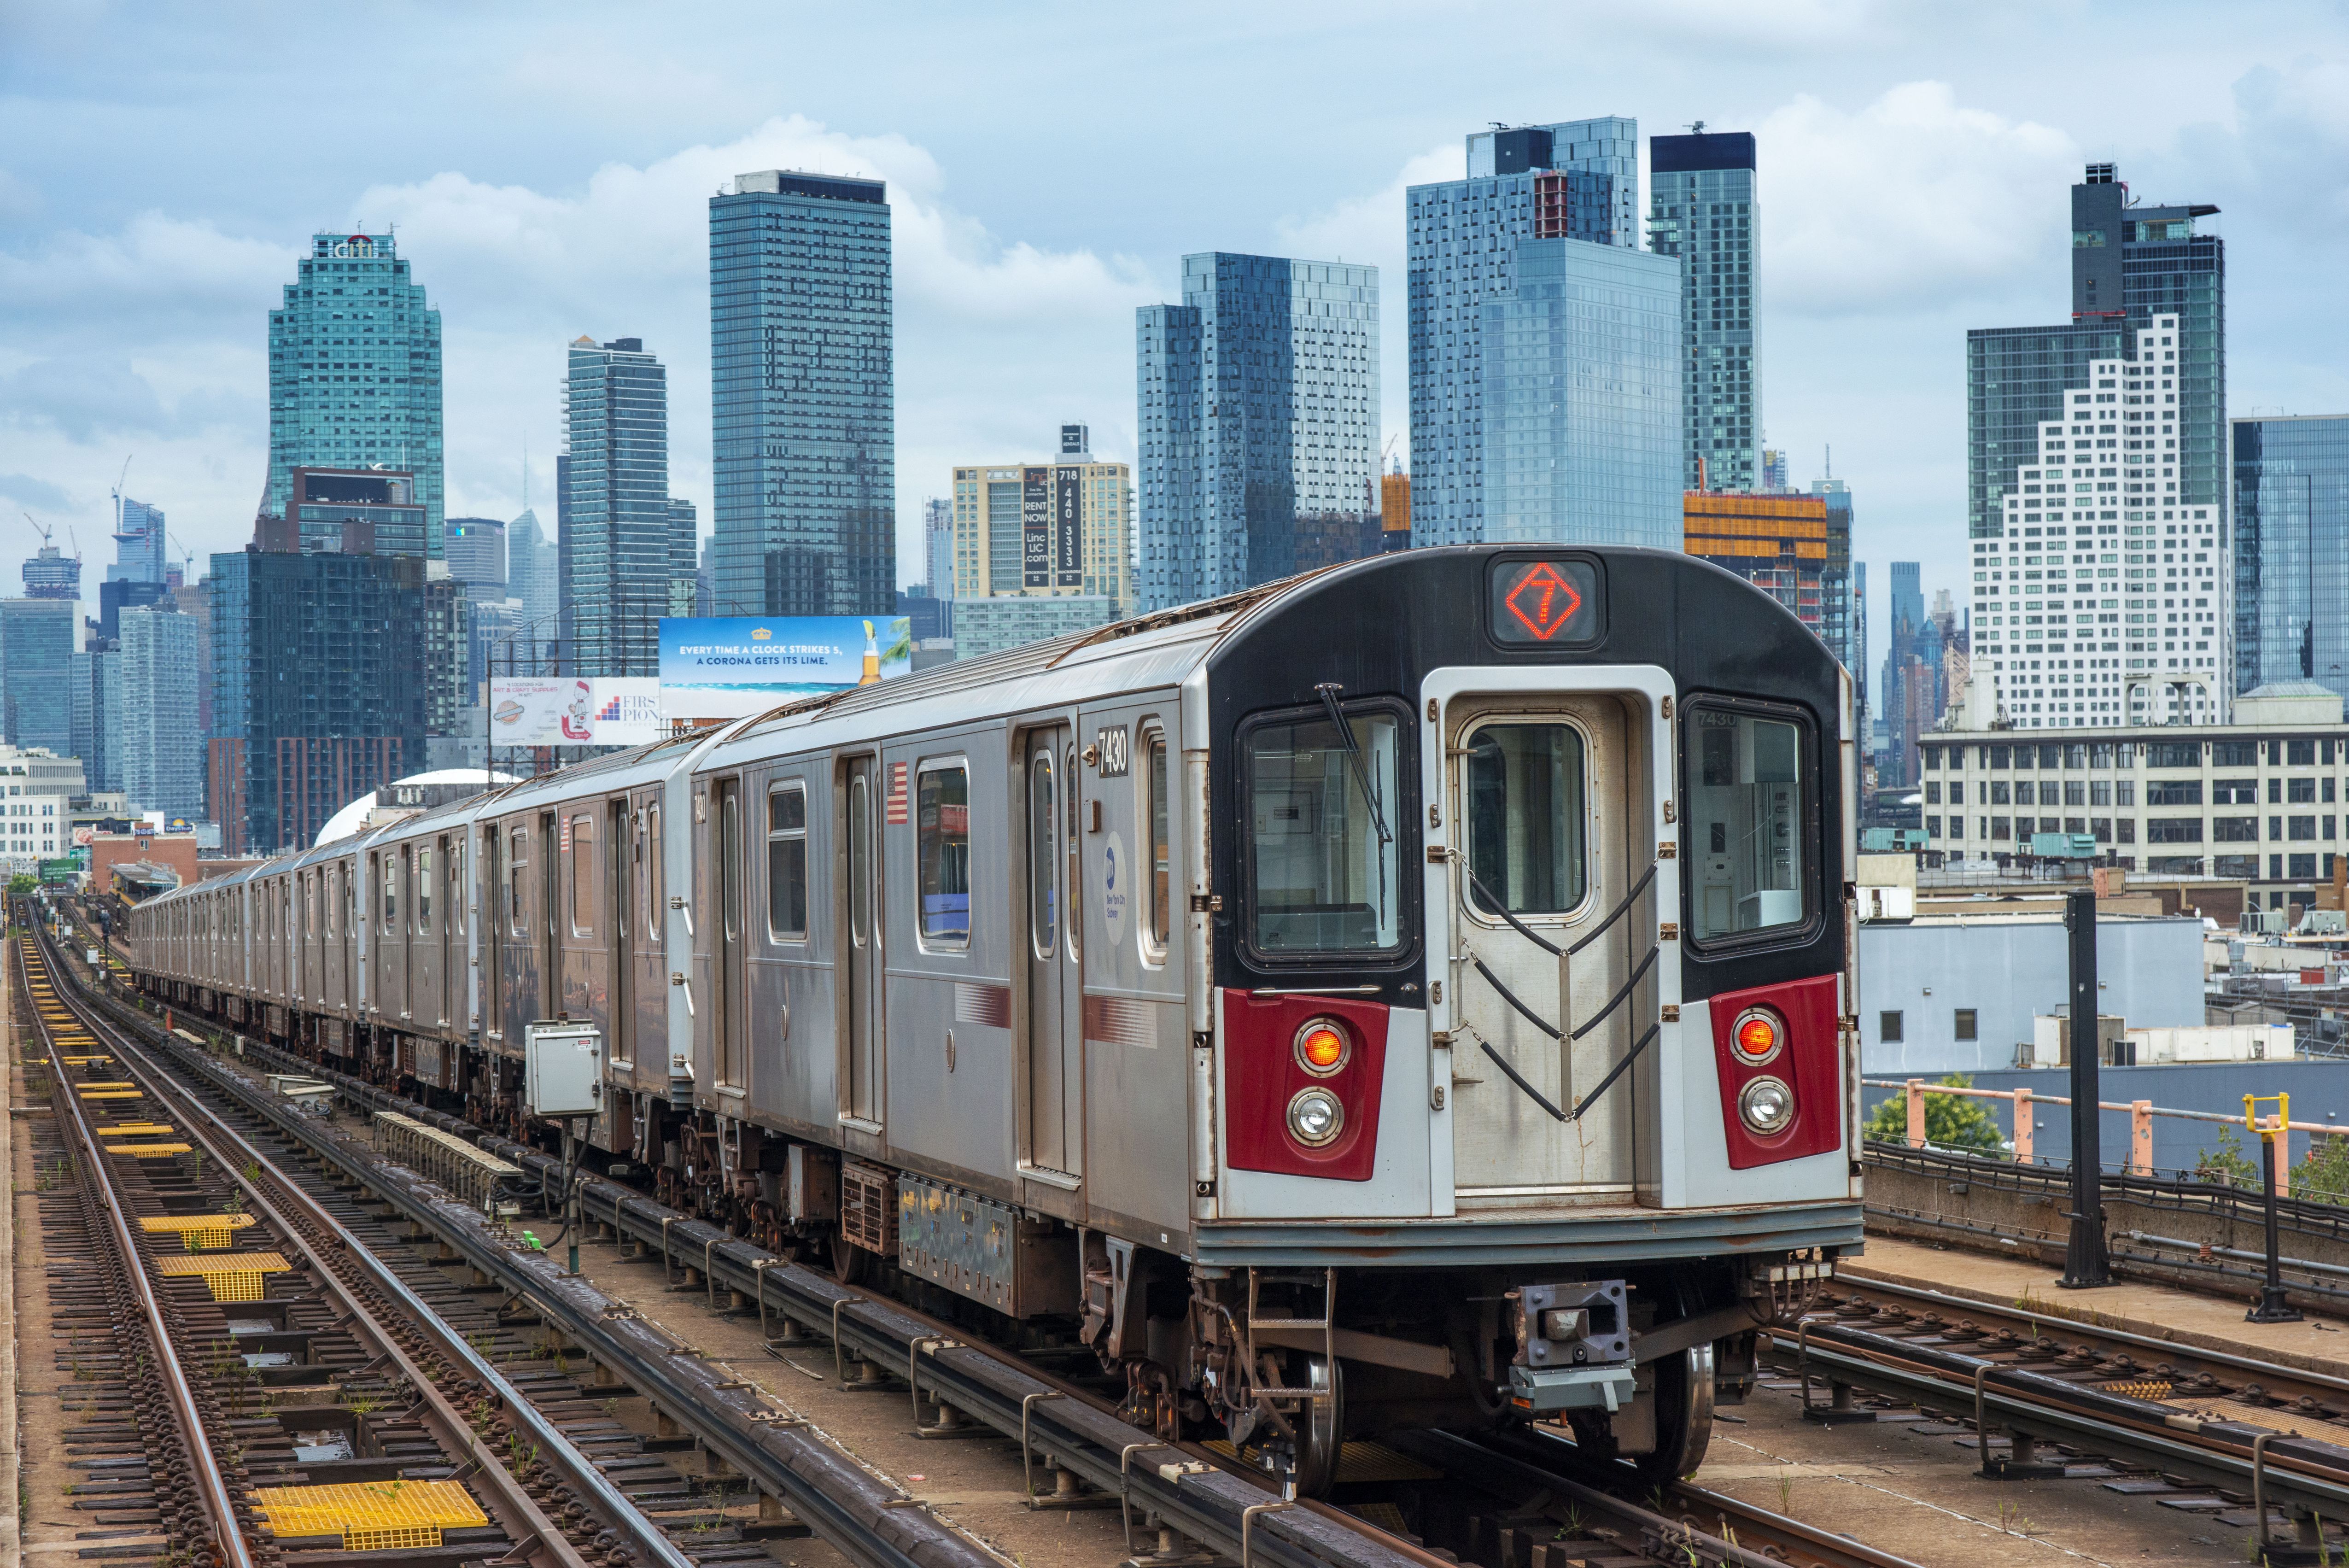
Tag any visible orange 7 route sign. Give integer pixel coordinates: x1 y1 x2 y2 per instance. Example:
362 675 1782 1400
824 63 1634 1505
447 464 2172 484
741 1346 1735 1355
1502 562 1584 641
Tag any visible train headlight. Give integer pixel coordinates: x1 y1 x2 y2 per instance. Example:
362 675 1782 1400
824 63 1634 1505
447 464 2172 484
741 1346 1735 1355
1730 1007 1784 1067
1287 1086 1345 1147
1738 1075 1795 1137
1294 1018 1350 1077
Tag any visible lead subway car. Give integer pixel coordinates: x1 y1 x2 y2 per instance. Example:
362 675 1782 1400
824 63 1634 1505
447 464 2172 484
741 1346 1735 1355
683 544 1860 1492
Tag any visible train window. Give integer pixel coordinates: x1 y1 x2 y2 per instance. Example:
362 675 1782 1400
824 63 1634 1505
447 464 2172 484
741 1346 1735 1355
417 846 433 934
449 842 463 936
1143 732 1171 957
1245 706 1403 955
1688 705 1812 943
647 804 663 947
1066 743 1081 961
1029 754 1058 957
918 764 969 947
508 827 528 937
568 814 596 937
766 782 808 941
381 855 397 933
1464 723 1587 916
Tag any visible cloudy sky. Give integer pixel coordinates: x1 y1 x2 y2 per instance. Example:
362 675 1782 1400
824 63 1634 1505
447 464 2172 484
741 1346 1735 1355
6 0 2348 667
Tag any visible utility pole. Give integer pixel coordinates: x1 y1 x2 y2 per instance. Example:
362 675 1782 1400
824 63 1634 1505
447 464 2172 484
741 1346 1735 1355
2059 887 2111 1288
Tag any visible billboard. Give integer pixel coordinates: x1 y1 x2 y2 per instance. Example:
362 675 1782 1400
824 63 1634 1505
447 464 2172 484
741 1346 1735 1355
659 617 911 720
490 678 666 748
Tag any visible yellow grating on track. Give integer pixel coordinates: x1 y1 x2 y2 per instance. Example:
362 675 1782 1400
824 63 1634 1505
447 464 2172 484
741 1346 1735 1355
140 1213 257 1251
108 1143 192 1158
98 1123 175 1138
76 1090 142 1100
153 1251 292 1301
249 1478 488 1550
59 1055 112 1065
75 1081 134 1089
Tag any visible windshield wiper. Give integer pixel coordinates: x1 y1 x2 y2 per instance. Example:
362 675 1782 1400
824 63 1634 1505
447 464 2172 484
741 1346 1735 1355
1314 683 1392 846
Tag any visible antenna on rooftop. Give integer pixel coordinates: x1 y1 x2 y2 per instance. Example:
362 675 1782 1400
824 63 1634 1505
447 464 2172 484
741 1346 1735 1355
1687 120 1706 134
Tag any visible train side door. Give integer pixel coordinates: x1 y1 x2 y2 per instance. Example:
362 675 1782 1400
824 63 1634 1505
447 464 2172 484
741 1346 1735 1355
713 778 748 1095
608 795 632 1087
836 758 882 1128
481 826 503 1044
1445 697 1644 1196
538 811 559 1017
1019 725 1082 1184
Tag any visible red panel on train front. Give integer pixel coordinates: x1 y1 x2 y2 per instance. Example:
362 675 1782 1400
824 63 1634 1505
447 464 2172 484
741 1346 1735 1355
1706 974 1841 1170
1221 990 1389 1182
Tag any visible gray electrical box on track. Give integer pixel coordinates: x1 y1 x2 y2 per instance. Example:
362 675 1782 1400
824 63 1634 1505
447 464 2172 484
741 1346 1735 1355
524 1020 603 1120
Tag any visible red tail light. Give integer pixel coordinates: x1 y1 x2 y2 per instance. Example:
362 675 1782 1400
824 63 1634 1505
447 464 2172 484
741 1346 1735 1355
1708 976 1840 1169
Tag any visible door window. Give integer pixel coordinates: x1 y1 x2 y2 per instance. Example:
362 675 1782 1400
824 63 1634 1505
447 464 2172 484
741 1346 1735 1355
917 765 969 946
647 804 663 947
568 814 596 937
1030 752 1058 959
416 846 432 934
1245 708 1403 954
1144 732 1171 957
846 776 868 946
1688 706 1811 941
508 827 529 937
1465 722 1587 916
767 782 808 940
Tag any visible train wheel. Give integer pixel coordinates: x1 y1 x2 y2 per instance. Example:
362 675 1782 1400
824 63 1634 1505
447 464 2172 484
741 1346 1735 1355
1291 1353 1345 1498
829 1232 872 1286
1631 1340 1715 1482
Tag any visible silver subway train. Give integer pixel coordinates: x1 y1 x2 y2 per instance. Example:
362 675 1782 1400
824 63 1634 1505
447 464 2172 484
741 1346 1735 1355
129 546 1863 1489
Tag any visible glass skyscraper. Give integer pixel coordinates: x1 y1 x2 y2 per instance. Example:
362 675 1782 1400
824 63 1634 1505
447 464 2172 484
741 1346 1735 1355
1647 130 1759 493
710 171 894 619
1965 323 2123 540
561 336 671 675
1406 117 1639 547
111 497 167 585
0 598 78 757
1135 253 1379 610
1812 478 1855 676
2234 415 2349 700
118 604 201 821
1479 239 1681 546
265 231 444 555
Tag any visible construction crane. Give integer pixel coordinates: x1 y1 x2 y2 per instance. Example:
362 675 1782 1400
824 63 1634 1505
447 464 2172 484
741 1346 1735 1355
169 531 198 584
1381 433 1404 475
21 511 50 548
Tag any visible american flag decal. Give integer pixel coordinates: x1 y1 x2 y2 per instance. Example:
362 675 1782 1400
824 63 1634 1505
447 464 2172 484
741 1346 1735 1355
885 761 909 825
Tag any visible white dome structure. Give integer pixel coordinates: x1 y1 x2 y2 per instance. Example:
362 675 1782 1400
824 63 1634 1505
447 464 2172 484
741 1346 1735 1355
315 768 521 847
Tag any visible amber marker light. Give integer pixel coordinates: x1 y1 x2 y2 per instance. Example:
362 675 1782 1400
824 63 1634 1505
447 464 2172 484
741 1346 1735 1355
1730 1006 1784 1067
1294 1018 1350 1077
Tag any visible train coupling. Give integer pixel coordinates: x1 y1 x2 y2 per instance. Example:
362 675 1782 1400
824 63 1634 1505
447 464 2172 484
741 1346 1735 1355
1503 1280 1636 1415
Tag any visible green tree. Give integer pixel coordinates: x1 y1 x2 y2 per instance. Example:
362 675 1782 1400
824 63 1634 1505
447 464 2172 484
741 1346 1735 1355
2192 1124 2262 1191
6 874 33 897
1862 1073 2007 1156
2294 1131 2349 1205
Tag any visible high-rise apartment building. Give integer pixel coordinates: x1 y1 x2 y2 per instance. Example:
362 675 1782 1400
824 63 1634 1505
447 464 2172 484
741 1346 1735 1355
1380 468 1411 551
561 336 672 675
68 644 120 793
922 497 953 597
1966 323 2125 541
0 747 83 872
508 508 557 657
1647 130 1759 493
266 231 444 554
1136 253 1379 608
22 539 78 600
170 576 211 741
1683 491 1828 632
446 517 508 593
665 498 698 616
117 604 200 821
286 467 427 556
0 598 77 757
111 497 166 585
1481 240 1682 546
1406 117 1639 547
2233 415 2349 701
208 538 455 853
1760 450 1788 492
1811 478 1855 677
950 445 1134 611
711 171 894 619
1971 315 2221 727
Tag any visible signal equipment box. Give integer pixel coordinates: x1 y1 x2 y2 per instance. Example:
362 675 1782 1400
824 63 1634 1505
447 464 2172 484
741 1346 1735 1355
524 1021 603 1120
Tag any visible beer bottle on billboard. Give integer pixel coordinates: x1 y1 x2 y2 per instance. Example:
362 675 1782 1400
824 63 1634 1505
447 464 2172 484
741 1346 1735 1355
859 620 882 686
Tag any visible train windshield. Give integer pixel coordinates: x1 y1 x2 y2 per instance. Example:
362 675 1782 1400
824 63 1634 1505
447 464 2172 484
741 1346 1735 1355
1246 710 1402 954
1688 706 1810 941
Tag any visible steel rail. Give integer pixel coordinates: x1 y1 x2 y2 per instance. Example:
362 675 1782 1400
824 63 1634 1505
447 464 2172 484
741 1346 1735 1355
15 936 257 1568
101 997 1440 1568
1837 1274 2349 1397
1770 1317 2349 1520
35 934 657 1568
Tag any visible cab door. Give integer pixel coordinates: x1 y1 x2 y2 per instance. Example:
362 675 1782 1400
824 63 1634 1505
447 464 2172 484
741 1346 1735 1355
1019 725 1082 1186
1445 697 1647 1198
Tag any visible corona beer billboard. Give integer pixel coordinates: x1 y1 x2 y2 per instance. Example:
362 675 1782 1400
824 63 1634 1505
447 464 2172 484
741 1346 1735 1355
658 617 911 720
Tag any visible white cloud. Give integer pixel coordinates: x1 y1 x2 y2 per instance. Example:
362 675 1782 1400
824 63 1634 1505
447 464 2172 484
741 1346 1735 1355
1759 82 2078 316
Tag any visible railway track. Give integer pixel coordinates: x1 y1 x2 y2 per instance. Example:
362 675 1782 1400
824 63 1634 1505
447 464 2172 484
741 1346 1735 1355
44 921 1916 1568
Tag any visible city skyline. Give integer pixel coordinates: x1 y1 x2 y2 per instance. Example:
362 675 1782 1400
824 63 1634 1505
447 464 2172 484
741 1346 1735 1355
7 6 2346 632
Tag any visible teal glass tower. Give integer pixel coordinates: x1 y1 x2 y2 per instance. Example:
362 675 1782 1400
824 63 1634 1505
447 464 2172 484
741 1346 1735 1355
562 336 671 676
710 172 895 618
266 231 445 555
